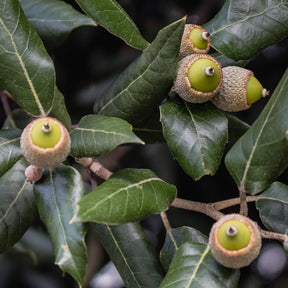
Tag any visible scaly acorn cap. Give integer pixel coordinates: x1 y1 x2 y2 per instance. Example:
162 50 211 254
211 66 269 112
20 117 71 169
179 24 210 59
209 214 262 269
174 54 223 103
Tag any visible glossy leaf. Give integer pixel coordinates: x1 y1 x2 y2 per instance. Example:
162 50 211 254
204 0 288 60
0 128 22 177
48 88 72 131
34 165 88 286
159 243 240 288
160 226 208 271
2 109 35 130
0 0 55 116
160 98 228 180
94 18 185 125
75 0 149 50
225 67 288 194
0 158 35 253
19 0 96 49
256 182 288 234
94 223 165 288
70 115 144 158
74 168 177 224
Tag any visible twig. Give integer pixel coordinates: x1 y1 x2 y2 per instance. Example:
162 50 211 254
75 157 112 180
160 211 178 250
172 198 224 221
260 229 288 243
1 90 16 128
212 195 261 211
239 183 248 217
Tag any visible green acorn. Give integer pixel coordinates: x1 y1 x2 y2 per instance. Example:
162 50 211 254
20 117 71 169
174 54 223 103
211 66 269 112
209 214 262 269
180 24 210 58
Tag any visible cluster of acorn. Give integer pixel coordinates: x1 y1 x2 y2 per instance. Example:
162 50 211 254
176 24 264 269
19 24 264 270
174 24 269 111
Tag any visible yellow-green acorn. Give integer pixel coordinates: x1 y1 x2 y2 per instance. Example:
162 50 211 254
211 66 269 112
209 214 262 269
174 54 223 103
179 24 210 58
20 117 71 169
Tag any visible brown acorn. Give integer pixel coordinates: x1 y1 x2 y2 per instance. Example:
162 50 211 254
211 66 269 112
20 117 71 169
173 54 223 103
209 214 262 269
179 24 210 59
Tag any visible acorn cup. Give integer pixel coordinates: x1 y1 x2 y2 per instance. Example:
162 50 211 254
211 66 269 112
20 117 71 169
179 24 210 59
174 54 223 103
209 214 262 269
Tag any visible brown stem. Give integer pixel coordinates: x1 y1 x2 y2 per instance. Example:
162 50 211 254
260 229 288 242
212 196 261 211
160 211 178 250
1 90 16 128
172 198 224 221
239 184 248 217
75 157 112 180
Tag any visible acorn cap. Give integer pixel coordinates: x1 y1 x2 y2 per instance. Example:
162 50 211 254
180 24 210 59
20 117 71 169
173 54 223 103
211 66 269 112
209 214 262 269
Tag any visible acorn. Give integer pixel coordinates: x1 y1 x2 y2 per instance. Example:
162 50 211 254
173 54 223 103
211 66 269 112
25 165 43 183
209 214 262 269
20 117 71 169
179 24 210 58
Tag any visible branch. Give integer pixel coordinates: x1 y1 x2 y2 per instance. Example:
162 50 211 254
1 90 16 128
160 211 178 250
212 195 261 211
172 197 224 221
75 157 112 180
260 229 288 243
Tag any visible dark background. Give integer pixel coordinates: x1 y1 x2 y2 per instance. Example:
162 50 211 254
1 0 288 287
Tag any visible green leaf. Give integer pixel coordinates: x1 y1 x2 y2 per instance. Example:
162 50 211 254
0 158 35 253
204 1 288 60
94 222 165 287
225 67 288 194
160 226 208 271
160 98 228 180
94 18 186 125
19 0 96 49
70 115 144 158
256 182 288 234
75 0 149 50
34 165 88 286
0 128 22 176
49 88 72 131
74 168 177 224
0 0 55 116
159 243 240 288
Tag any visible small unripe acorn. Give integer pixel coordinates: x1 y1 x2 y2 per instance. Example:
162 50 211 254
180 24 210 58
20 117 71 169
174 54 223 103
211 66 269 112
209 214 262 269
25 165 43 183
